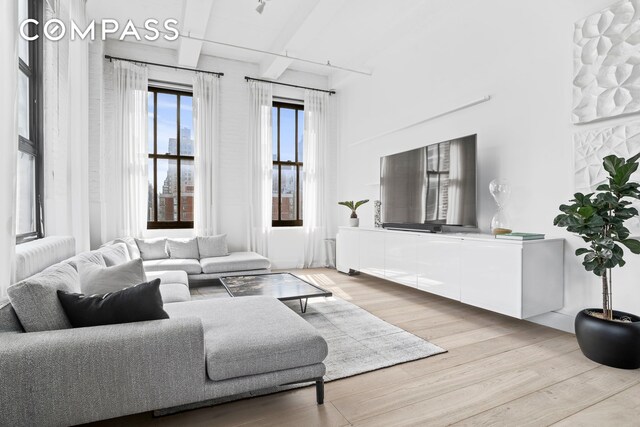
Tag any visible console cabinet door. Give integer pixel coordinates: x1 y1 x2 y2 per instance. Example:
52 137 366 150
336 229 360 273
359 231 385 278
416 235 461 300
459 240 522 318
385 232 418 287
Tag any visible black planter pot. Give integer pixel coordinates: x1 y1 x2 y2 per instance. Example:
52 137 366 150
575 309 640 369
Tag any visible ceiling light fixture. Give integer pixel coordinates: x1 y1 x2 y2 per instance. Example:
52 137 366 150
256 0 266 14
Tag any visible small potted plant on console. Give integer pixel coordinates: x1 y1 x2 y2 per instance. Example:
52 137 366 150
554 153 640 369
338 199 369 227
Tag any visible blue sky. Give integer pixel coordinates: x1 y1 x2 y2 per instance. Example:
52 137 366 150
148 93 193 189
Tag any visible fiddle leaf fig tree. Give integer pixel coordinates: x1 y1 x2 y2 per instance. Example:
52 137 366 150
338 200 369 218
554 153 640 321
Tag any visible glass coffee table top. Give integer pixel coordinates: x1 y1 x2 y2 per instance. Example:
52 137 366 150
219 272 332 312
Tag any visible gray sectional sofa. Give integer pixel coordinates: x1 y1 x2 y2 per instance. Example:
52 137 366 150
0 237 328 426
106 236 272 286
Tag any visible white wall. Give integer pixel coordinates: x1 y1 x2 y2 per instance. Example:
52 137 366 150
333 0 637 332
92 40 331 268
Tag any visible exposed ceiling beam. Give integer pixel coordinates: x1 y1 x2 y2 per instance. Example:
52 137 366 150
177 0 214 67
259 1 319 79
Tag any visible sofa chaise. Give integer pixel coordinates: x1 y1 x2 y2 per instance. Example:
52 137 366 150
0 237 328 426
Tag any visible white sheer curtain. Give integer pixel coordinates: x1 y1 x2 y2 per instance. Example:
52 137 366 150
247 81 273 256
193 73 220 236
302 90 332 267
43 0 91 254
100 61 148 241
0 0 18 295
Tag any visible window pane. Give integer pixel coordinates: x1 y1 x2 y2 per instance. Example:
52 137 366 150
180 96 193 155
18 0 29 65
280 165 297 220
148 159 155 221
279 108 295 162
272 107 278 161
148 93 154 153
18 71 29 139
156 93 177 155
298 110 304 161
16 151 35 235
272 165 279 220
180 159 194 221
157 159 177 221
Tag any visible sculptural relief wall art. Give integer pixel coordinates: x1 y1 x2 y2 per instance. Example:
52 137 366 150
573 0 640 124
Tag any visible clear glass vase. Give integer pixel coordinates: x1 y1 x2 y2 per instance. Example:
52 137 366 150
490 179 512 235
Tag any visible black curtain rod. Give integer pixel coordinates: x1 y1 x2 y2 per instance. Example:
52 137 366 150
245 76 335 95
104 55 224 77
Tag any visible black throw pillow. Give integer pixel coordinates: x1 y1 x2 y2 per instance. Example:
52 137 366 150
57 278 169 328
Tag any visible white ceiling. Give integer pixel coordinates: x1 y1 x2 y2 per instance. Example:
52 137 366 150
86 0 430 79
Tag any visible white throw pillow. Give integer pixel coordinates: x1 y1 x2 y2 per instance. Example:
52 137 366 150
167 238 200 259
78 258 147 296
197 234 229 258
134 238 169 260
98 243 131 266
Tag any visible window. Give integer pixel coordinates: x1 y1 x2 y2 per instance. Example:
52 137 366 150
16 0 43 243
147 87 194 229
272 102 304 227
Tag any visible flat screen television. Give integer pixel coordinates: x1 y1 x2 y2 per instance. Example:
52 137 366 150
380 134 477 231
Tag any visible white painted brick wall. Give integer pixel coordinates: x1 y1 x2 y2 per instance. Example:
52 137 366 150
90 40 336 268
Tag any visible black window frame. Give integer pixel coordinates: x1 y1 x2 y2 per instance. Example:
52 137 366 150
16 0 44 244
147 86 194 230
272 101 303 227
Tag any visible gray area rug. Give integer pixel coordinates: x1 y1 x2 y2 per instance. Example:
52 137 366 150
155 296 445 416
291 296 446 380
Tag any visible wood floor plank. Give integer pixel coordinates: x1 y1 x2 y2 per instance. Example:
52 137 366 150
331 335 580 423
552 382 640 427
454 364 640 426
352 349 598 427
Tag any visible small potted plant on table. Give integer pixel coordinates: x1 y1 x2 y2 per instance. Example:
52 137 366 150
554 153 640 369
339 199 369 227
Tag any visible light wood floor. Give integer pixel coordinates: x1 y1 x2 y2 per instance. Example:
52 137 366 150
89 268 640 426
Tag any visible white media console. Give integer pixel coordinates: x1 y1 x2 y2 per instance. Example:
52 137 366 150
336 227 564 319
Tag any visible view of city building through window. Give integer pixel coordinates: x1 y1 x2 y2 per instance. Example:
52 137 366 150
272 102 304 227
147 88 194 229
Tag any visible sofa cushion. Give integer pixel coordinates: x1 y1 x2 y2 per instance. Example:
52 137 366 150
167 238 200 259
146 270 189 288
197 234 229 258
0 298 23 333
105 237 141 259
143 258 202 275
57 279 169 328
66 251 106 270
135 238 169 260
7 262 80 332
97 243 131 266
200 252 270 274
159 284 192 304
165 296 328 381
78 258 147 296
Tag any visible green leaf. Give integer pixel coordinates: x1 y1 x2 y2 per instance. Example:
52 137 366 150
577 206 595 218
621 239 640 254
353 199 369 210
575 248 591 256
603 155 625 177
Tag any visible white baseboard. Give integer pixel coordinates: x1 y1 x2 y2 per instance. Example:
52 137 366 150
526 311 575 333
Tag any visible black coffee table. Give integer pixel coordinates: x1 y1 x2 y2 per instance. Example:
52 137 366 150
219 272 332 313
